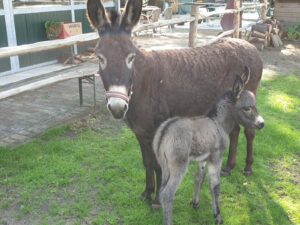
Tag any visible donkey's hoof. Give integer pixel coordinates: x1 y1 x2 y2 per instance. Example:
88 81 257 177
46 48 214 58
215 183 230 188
221 168 231 177
140 191 152 202
243 169 253 176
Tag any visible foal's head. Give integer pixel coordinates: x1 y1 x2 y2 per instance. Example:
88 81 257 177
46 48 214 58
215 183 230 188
87 0 142 119
231 67 264 130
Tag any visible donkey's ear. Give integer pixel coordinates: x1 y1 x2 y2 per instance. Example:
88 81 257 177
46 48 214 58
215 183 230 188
232 75 244 100
240 66 250 86
87 0 110 33
120 0 143 32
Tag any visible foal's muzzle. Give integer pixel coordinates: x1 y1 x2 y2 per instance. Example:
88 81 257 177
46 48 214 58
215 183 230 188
106 91 130 119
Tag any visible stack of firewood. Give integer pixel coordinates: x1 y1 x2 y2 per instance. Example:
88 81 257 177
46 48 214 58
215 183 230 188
63 47 96 65
248 19 283 51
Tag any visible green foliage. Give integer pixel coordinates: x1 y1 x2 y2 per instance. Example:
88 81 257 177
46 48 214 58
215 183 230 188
44 21 63 40
0 75 299 224
286 23 300 41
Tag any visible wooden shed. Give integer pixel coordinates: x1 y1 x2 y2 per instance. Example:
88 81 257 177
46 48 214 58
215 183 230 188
274 0 300 24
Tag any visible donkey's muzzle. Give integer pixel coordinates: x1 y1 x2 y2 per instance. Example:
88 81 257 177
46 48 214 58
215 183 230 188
255 115 265 130
107 101 128 119
106 91 129 119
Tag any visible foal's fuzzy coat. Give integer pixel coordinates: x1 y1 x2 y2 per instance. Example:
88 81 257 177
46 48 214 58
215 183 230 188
153 68 264 225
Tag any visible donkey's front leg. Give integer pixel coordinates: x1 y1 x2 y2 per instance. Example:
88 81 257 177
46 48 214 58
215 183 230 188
207 160 223 225
244 128 256 176
191 161 207 208
137 137 155 201
222 124 240 176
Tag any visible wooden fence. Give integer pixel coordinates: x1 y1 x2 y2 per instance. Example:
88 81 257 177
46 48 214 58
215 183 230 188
187 0 268 47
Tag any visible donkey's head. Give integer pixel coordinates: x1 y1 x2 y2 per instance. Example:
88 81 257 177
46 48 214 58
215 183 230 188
232 67 264 130
87 0 142 119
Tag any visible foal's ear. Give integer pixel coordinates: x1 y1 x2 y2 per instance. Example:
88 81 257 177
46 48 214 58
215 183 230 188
87 0 110 34
120 0 143 33
232 75 244 100
240 66 250 86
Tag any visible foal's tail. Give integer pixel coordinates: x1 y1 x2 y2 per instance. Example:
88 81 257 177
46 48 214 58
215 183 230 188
153 117 179 191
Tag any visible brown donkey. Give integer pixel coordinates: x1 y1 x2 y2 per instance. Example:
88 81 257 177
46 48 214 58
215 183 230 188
86 0 263 206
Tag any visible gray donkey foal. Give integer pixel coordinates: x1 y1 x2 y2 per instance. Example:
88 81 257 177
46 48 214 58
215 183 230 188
153 67 264 225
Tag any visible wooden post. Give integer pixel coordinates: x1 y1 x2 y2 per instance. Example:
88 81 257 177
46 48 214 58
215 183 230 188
188 5 199 48
233 0 240 38
261 0 267 21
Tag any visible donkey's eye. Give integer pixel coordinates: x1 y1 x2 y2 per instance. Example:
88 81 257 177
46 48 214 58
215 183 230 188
126 53 136 69
243 107 251 112
97 54 107 70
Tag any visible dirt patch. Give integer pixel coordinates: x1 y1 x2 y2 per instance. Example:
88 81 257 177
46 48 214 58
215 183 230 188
261 41 300 77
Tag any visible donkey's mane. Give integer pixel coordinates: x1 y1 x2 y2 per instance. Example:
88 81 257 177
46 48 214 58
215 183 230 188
207 91 234 118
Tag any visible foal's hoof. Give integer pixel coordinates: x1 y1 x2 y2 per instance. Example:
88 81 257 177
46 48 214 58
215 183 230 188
140 191 152 202
214 214 223 224
151 199 161 210
243 169 253 176
221 168 231 177
190 200 200 209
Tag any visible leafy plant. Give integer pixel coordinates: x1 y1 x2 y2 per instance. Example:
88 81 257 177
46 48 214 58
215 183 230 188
44 21 63 40
286 23 300 41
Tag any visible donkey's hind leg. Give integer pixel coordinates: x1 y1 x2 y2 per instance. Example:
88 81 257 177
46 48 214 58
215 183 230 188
191 161 207 208
160 163 188 225
244 128 256 176
207 159 223 225
222 124 240 176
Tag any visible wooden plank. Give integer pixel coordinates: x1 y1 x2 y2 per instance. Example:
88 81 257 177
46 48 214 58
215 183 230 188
274 8 300 13
0 62 97 100
275 16 300 22
274 12 300 18
0 32 99 59
275 2 300 8
133 16 195 32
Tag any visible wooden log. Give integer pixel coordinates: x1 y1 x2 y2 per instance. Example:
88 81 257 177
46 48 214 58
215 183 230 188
189 5 199 47
251 30 267 39
233 0 241 38
248 36 265 43
252 24 268 33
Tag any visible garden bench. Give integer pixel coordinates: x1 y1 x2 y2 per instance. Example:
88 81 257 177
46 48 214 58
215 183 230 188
0 33 99 106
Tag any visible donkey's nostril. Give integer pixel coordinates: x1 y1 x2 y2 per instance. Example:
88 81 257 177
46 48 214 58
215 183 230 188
124 104 128 111
258 122 264 129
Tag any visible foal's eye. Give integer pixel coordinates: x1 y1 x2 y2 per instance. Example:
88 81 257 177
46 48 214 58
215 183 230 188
243 107 251 112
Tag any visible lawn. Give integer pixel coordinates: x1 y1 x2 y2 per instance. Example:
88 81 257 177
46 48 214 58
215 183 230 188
0 75 299 225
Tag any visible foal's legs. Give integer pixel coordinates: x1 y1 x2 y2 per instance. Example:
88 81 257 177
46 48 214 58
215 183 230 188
160 163 188 225
207 160 223 225
191 161 207 208
244 128 256 176
152 162 162 208
222 124 240 176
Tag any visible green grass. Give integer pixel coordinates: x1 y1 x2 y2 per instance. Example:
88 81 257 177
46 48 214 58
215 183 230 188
0 75 299 225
